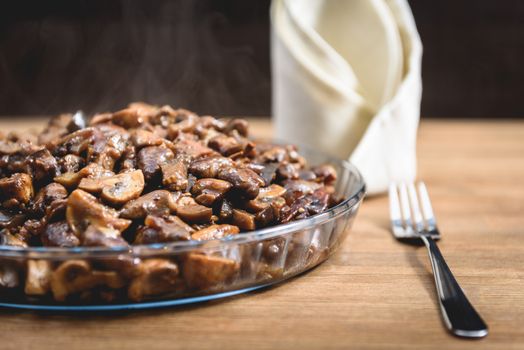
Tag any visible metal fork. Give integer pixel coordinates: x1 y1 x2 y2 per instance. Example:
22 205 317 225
389 182 488 338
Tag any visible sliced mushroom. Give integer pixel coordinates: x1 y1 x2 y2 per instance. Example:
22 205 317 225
189 155 234 178
66 189 131 235
232 209 256 231
130 129 164 149
26 148 60 182
128 259 179 301
208 134 243 156
183 253 239 289
54 162 114 188
112 107 148 128
25 260 52 295
50 127 95 156
30 182 68 217
224 118 249 137
137 145 175 181
134 215 194 244
78 169 145 205
119 190 178 219
176 203 213 224
82 225 129 247
246 184 287 212
161 161 188 191
217 167 265 199
311 164 337 185
170 137 216 159
42 221 80 247
282 179 322 204
191 178 232 206
50 260 126 302
191 224 239 241
0 173 33 205
219 199 234 222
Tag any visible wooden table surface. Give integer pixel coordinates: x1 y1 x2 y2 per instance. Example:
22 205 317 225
0 118 523 350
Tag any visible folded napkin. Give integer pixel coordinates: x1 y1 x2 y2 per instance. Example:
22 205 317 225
271 0 422 195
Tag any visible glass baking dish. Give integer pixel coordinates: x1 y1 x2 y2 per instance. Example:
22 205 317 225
0 147 365 311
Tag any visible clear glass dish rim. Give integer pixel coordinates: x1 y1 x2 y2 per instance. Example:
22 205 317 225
0 149 366 259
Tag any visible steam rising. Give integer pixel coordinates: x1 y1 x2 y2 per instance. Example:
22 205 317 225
0 0 270 116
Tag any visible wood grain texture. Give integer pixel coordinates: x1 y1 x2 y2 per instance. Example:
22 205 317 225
0 118 523 350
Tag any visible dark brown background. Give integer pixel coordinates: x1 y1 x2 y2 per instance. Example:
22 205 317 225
1 0 523 118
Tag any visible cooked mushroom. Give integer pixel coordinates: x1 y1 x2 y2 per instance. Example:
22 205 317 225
128 259 179 301
232 209 256 231
183 253 239 289
30 182 68 217
224 118 249 137
0 173 33 205
26 148 60 183
282 179 322 204
50 128 95 156
191 178 232 206
311 164 337 185
54 162 114 188
137 145 174 181
0 261 20 288
176 203 213 224
208 134 243 156
25 260 52 295
42 221 80 247
130 129 164 149
58 154 85 174
189 155 234 178
66 189 131 235
112 107 148 128
134 215 194 244
78 169 145 205
191 224 239 241
246 184 287 212
219 199 234 222
161 161 188 191
50 260 126 302
119 190 178 219
217 167 265 199
82 225 129 247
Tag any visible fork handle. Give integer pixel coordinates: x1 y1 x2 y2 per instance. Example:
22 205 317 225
421 235 488 338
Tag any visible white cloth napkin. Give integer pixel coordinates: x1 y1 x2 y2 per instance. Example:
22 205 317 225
271 0 422 195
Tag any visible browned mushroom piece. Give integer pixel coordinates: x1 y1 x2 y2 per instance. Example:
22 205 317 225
42 221 80 247
170 137 215 159
134 215 194 244
276 163 299 180
30 182 68 217
188 155 234 178
130 129 164 149
25 260 52 295
0 230 27 247
224 118 249 137
311 164 338 185
58 154 85 173
191 178 232 207
37 113 73 145
50 127 95 156
191 224 239 241
66 189 131 235
0 173 33 207
219 199 234 222
78 169 145 205
207 134 243 156
246 184 287 212
89 112 113 125
54 162 114 188
161 161 188 191
119 190 178 219
0 210 26 230
112 107 148 128
183 253 239 289
232 209 256 231
176 202 213 224
137 145 175 181
0 261 20 288
282 179 322 204
217 167 265 199
50 260 126 302
26 148 60 182
128 259 179 301
82 225 129 247
255 206 276 228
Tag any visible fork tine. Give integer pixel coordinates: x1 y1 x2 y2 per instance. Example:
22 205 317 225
418 181 437 230
407 183 425 233
398 183 414 231
388 184 402 223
